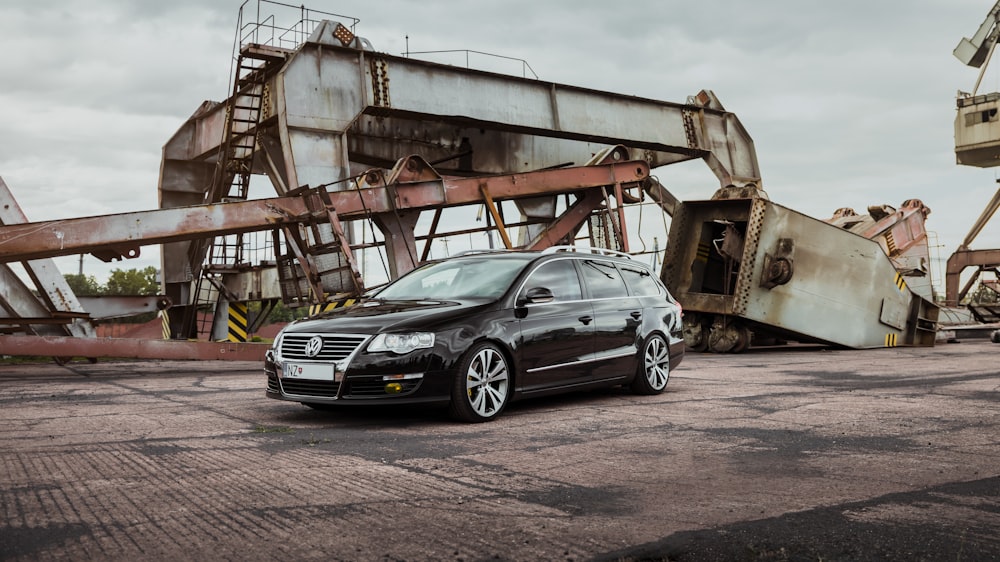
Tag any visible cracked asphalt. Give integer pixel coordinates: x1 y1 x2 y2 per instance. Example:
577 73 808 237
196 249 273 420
1 340 998 561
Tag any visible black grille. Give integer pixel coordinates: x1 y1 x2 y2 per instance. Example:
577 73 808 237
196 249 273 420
280 378 341 398
267 374 280 393
280 333 368 361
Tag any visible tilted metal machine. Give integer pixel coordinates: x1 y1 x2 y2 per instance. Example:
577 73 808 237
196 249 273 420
663 191 938 352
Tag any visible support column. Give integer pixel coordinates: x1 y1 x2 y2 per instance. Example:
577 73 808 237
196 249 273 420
372 211 421 280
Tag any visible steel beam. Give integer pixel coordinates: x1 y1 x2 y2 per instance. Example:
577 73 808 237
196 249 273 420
281 45 759 185
0 161 649 264
526 189 606 250
0 196 314 263
160 44 750 195
76 296 170 320
0 177 95 337
945 248 1000 305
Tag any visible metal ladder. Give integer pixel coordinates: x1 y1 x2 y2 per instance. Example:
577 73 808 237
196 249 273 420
206 47 277 264
181 45 288 338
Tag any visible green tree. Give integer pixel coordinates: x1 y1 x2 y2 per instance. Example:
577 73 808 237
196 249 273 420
63 273 102 296
104 266 160 296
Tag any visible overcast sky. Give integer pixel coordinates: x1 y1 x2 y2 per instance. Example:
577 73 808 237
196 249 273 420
2 0 1000 292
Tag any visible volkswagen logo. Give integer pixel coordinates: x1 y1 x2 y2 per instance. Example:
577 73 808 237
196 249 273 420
304 336 324 358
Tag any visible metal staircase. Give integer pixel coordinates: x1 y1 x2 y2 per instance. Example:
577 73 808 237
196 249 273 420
275 187 366 307
182 44 290 337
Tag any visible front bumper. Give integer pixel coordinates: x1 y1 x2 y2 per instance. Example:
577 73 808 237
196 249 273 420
264 349 453 406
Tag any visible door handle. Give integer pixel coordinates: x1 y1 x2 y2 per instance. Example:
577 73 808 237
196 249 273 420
630 311 642 319
578 316 593 325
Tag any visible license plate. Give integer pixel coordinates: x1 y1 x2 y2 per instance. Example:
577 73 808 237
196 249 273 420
282 362 339 382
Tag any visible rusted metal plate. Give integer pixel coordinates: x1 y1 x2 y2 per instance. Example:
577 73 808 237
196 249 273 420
76 296 171 320
0 335 268 361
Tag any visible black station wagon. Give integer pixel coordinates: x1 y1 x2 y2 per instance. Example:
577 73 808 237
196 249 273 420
265 246 684 422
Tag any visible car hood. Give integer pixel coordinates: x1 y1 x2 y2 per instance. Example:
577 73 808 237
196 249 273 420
282 299 498 334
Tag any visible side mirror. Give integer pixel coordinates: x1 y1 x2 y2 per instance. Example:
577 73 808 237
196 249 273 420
521 286 555 305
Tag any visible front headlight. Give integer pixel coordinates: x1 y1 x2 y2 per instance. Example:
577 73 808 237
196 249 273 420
366 333 435 354
272 328 286 354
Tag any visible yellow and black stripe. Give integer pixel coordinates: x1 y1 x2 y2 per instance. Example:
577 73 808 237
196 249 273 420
893 272 907 293
695 242 710 263
160 309 170 340
884 333 898 347
227 302 249 343
309 298 358 317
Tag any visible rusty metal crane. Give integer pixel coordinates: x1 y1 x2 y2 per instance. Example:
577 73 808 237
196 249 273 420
154 2 763 341
0 1 943 358
950 1 1000 310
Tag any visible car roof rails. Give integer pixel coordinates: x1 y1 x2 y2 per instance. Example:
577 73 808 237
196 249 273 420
449 249 522 257
540 245 633 259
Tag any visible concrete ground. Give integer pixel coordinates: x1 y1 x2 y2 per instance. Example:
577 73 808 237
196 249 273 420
1 340 998 561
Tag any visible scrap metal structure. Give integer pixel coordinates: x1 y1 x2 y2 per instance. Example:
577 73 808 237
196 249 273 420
1 1 941 357
663 195 938 352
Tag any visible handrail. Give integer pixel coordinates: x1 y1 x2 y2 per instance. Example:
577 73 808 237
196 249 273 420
235 0 359 50
404 49 539 80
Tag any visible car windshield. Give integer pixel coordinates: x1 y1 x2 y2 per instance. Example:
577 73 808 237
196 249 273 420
375 255 532 300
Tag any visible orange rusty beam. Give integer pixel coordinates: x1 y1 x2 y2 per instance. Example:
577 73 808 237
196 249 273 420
612 182 630 252
0 160 649 264
478 185 513 249
527 189 606 250
0 196 319 263
945 248 1000 305
385 160 649 211
0 335 268 361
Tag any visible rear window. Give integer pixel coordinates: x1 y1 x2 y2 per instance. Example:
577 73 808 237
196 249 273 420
619 265 662 297
580 259 628 299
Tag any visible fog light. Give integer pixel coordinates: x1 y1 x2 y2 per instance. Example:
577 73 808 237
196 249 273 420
385 382 403 394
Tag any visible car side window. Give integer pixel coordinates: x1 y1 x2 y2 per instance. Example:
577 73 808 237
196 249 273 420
619 266 661 296
580 259 628 299
521 260 582 302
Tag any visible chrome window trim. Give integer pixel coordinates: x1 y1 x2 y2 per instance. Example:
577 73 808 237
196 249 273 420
512 256 586 305
515 255 664 307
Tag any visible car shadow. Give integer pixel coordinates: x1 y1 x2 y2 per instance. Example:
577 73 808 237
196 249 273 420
265 385 640 427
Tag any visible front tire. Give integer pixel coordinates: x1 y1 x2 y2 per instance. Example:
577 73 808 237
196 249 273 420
631 334 670 395
449 342 511 422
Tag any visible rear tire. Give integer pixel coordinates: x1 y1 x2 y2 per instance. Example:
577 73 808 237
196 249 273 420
448 342 511 422
631 334 670 395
